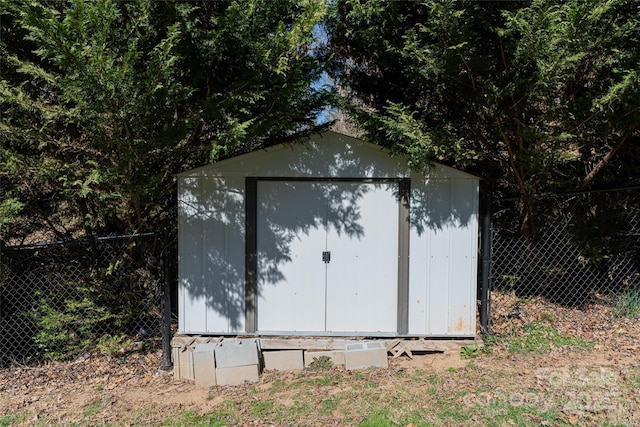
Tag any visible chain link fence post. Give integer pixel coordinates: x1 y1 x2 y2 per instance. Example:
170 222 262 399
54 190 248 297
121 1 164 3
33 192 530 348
480 186 493 335
160 230 173 371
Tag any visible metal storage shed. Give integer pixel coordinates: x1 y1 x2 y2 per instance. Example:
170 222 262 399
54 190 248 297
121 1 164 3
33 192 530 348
178 131 479 338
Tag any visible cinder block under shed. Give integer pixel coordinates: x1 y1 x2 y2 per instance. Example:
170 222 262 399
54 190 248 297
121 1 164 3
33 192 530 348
214 339 260 368
304 350 345 368
216 364 260 386
344 341 389 370
172 346 194 381
263 350 304 371
193 343 217 388
171 336 220 381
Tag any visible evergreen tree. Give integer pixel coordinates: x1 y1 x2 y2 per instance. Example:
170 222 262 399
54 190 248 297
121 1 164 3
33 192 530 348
1 0 328 241
325 0 640 235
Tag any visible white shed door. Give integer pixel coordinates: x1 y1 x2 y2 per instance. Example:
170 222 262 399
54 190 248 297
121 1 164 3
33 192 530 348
257 181 398 334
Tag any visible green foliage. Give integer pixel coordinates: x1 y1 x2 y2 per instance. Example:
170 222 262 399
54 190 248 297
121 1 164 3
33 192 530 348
0 198 24 232
359 409 400 427
1 0 329 241
33 284 118 360
614 284 640 320
96 334 133 357
249 400 275 418
163 410 234 427
326 0 640 236
474 400 564 426
0 411 29 427
307 355 334 370
505 321 591 355
460 343 479 360
83 398 107 418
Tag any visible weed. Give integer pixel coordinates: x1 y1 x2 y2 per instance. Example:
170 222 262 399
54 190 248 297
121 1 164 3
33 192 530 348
482 333 500 347
538 312 556 324
460 343 479 359
614 284 640 320
307 355 333 370
447 367 457 373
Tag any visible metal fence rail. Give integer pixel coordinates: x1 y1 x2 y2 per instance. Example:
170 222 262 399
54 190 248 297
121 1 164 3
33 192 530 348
0 234 166 367
490 189 640 324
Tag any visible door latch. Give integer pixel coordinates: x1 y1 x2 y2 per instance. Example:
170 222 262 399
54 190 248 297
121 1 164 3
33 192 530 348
322 251 331 264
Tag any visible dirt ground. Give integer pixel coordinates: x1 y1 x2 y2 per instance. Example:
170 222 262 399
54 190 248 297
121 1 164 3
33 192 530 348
2 292 640 426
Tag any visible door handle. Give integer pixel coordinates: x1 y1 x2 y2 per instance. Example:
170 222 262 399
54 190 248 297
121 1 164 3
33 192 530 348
322 251 331 263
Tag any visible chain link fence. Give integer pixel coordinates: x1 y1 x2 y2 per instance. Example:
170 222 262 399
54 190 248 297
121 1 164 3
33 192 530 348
490 188 640 320
0 233 169 368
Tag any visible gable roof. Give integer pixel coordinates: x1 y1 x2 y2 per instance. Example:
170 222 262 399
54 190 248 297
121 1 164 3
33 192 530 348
178 130 478 180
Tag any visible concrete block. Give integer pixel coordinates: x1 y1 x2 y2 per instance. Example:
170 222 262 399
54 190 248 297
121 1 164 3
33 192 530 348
172 346 194 381
263 350 304 371
171 336 221 381
193 343 217 388
344 341 389 370
215 339 260 368
304 350 345 368
216 364 260 386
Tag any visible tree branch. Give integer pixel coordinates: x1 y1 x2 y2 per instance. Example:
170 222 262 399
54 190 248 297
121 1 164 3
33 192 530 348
582 124 638 189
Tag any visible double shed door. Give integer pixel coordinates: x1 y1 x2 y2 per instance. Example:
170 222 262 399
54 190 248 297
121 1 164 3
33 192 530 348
256 180 399 334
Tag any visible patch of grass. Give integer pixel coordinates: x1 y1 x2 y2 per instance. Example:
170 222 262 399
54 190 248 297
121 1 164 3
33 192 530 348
249 400 274 418
359 409 399 426
307 372 343 387
353 372 367 381
0 411 29 427
83 398 106 418
473 400 564 426
625 375 640 389
506 321 591 354
163 410 234 427
436 403 472 424
268 379 291 393
284 400 313 419
614 285 640 320
320 398 339 415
